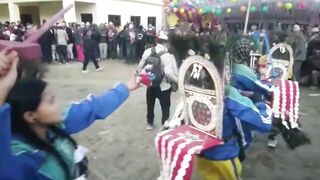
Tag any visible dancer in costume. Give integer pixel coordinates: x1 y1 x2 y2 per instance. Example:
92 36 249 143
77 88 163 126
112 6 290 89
155 35 273 180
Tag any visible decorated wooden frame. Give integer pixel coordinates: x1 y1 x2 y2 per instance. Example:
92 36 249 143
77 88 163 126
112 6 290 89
155 56 224 180
178 55 224 139
266 43 294 80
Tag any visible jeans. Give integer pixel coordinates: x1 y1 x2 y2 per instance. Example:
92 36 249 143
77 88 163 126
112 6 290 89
146 87 172 125
51 44 58 61
56 45 68 63
99 43 108 60
67 43 74 60
126 43 136 62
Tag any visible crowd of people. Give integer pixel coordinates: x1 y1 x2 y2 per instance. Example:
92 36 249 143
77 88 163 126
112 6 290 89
0 20 158 71
172 20 320 90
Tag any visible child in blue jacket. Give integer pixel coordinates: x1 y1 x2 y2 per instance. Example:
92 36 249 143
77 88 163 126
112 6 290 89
0 48 140 179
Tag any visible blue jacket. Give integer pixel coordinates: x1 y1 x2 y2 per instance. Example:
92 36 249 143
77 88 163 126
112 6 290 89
0 83 129 179
201 85 272 161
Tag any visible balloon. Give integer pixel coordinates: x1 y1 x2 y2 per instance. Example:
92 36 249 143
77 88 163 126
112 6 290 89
215 8 222 15
284 2 293 10
277 2 283 8
298 1 307 9
204 6 211 13
173 7 178 12
172 0 178 7
240 5 246 12
199 8 204 14
191 8 197 14
179 8 185 14
231 0 237 2
261 6 268 13
250 6 256 12
226 8 232 14
217 0 223 2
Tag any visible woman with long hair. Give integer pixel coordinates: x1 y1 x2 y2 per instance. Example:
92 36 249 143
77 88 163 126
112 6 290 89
0 48 140 179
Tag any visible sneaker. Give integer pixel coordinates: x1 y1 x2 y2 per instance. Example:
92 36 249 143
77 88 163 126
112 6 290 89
82 70 89 73
146 124 154 131
267 139 278 148
310 86 318 90
96 67 103 72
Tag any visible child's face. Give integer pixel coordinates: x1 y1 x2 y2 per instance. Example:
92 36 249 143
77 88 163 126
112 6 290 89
32 87 62 125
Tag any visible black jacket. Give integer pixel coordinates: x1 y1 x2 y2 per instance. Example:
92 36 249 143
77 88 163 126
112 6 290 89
83 36 96 56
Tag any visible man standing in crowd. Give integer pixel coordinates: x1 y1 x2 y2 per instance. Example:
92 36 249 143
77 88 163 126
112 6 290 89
64 21 75 61
55 23 69 64
98 23 108 60
137 31 179 130
117 26 127 60
39 19 54 64
136 25 146 61
213 24 227 47
82 29 103 73
125 23 137 63
107 22 118 60
91 24 101 61
287 24 307 81
145 24 157 48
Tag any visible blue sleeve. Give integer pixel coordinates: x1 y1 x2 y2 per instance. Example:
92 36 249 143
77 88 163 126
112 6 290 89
0 104 12 164
62 83 129 134
0 104 39 179
232 74 273 97
225 86 272 133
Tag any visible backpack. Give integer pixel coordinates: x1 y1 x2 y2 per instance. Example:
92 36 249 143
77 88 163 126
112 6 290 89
143 47 166 87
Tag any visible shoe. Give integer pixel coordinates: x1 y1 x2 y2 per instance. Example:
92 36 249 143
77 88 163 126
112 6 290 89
96 67 103 72
82 70 89 73
310 86 318 90
146 124 154 131
267 139 278 148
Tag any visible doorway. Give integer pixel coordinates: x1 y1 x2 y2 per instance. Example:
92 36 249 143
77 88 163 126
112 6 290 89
20 14 33 24
81 13 93 24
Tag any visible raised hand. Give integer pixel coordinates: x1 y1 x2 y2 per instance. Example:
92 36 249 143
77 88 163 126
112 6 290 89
0 48 19 105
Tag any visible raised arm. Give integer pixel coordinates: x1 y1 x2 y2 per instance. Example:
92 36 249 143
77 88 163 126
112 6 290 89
225 85 272 133
62 83 130 134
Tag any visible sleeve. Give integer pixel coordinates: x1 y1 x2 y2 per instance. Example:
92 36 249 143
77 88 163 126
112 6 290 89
0 104 37 179
163 54 179 83
137 50 150 71
232 73 273 99
0 104 12 164
62 83 130 134
225 86 272 133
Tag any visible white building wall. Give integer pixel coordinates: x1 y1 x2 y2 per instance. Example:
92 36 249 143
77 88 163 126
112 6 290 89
0 4 9 22
75 1 96 23
95 0 163 30
38 2 62 22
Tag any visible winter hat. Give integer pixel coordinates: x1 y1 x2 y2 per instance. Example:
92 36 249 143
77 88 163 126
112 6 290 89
231 38 252 65
293 24 300 32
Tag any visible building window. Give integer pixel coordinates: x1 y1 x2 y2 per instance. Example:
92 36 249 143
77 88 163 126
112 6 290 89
81 14 93 24
130 16 141 27
108 15 121 27
148 17 156 28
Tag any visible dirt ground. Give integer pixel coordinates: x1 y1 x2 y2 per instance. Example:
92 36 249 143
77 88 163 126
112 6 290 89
46 60 320 180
